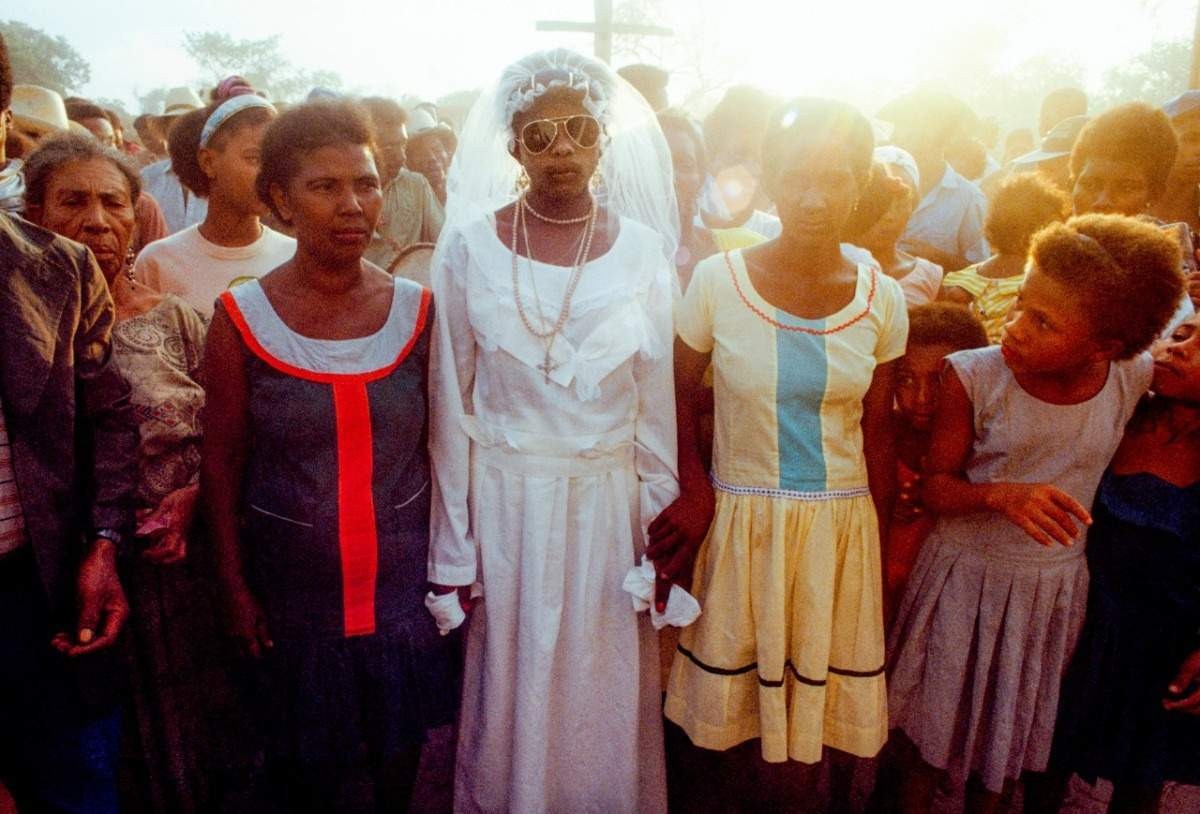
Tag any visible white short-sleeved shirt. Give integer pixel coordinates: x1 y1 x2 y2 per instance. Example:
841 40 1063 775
902 163 989 264
134 224 296 318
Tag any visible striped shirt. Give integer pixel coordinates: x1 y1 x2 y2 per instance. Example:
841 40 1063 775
0 401 26 556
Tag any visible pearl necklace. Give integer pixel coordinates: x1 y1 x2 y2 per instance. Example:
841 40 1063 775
522 196 593 225
510 193 597 382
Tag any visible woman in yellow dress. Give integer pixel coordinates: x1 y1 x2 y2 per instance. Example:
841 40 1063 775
652 98 908 808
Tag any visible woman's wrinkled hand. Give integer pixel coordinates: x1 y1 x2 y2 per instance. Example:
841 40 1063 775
225 584 272 659
138 483 199 565
52 539 128 657
1164 649 1200 714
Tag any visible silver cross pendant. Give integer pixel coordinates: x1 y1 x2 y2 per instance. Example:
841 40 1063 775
538 351 558 384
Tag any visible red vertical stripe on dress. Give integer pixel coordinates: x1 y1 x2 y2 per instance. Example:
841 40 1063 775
332 380 378 637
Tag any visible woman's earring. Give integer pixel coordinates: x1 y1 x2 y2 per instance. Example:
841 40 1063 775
123 242 138 282
517 168 530 192
590 168 604 192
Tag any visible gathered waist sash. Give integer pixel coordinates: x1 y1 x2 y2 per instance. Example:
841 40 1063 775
460 416 635 478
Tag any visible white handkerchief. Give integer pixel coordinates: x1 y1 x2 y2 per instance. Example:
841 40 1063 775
621 555 702 630
425 590 466 635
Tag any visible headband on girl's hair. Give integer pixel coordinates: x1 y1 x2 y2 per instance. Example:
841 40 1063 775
199 94 275 149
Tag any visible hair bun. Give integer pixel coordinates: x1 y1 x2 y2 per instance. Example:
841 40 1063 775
213 75 256 103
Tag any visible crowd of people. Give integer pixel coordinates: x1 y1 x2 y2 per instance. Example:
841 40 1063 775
0 27 1198 814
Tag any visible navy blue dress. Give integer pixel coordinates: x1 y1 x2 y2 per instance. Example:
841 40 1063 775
221 279 457 767
1052 471 1200 788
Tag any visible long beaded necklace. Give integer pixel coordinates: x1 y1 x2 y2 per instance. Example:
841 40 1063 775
510 193 597 382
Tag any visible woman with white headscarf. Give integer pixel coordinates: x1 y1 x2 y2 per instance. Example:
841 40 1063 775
843 148 946 306
426 49 679 812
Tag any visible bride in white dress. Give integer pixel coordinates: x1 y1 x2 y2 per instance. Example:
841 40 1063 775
426 49 681 813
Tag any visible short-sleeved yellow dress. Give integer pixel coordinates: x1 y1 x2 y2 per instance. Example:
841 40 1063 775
940 263 1023 344
665 249 908 764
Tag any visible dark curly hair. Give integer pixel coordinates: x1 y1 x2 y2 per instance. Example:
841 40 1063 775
1069 103 1178 201
762 98 875 191
1030 214 1183 359
0 33 11 113
256 101 376 224
907 302 988 351
985 172 1070 256
65 101 108 124
23 133 141 208
6 128 36 159
169 101 275 198
359 96 408 135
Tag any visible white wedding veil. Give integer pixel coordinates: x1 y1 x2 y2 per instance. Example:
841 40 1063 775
437 47 679 267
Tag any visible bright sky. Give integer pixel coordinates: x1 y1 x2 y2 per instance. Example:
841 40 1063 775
5 0 1196 116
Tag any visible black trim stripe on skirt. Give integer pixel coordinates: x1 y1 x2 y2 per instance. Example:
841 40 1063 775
676 643 884 688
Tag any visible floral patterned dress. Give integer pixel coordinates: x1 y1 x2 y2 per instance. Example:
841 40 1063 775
112 278 260 813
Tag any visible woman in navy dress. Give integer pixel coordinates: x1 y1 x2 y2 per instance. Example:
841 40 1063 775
1040 312 1200 813
201 101 456 813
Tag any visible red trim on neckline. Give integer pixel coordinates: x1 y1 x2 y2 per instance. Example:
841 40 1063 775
724 251 876 335
219 285 431 384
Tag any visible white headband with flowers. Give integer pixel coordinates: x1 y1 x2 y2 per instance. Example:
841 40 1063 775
502 69 609 132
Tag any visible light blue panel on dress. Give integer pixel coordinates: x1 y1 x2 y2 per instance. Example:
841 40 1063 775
776 317 827 492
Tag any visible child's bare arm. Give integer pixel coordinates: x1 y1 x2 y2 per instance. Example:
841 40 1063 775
922 364 1091 546
862 359 899 544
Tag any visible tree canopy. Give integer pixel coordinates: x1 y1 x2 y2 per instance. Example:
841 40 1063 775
0 19 90 96
182 30 342 102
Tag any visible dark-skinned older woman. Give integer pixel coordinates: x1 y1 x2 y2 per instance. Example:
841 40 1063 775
201 101 457 812
427 49 680 812
20 133 250 813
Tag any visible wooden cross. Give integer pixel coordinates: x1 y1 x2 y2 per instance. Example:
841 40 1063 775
536 0 672 64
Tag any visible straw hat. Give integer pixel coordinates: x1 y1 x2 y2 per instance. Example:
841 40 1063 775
406 105 455 148
158 86 205 117
1012 115 1090 167
1162 90 1200 122
10 85 69 136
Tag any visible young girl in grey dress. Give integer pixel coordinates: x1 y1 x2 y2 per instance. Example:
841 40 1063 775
885 214 1184 813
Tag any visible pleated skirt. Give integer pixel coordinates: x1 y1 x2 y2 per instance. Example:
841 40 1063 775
664 490 888 764
886 530 1089 793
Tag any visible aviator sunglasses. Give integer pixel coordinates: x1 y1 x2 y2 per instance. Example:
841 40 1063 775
518 114 602 154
